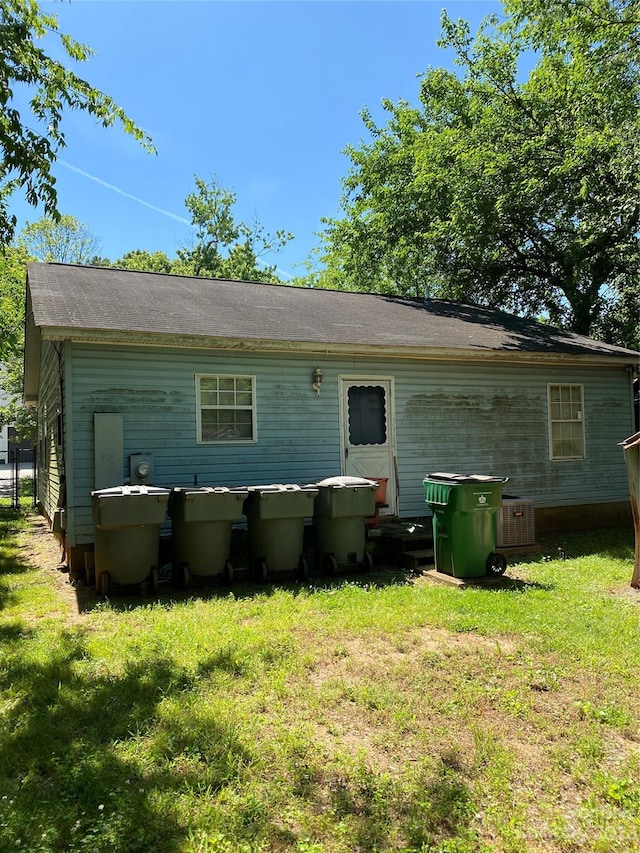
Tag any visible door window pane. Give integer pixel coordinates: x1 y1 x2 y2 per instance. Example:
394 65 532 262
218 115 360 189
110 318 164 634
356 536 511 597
348 385 387 446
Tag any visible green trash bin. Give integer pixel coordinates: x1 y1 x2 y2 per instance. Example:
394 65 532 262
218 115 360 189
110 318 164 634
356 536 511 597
423 472 508 578
313 476 377 574
168 486 248 586
91 485 170 597
244 484 319 581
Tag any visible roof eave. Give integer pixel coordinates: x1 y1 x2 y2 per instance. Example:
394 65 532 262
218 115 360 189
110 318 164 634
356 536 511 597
38 326 638 369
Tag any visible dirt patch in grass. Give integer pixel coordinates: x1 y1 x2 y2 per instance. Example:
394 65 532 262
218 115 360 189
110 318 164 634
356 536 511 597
295 627 521 773
14 512 63 568
14 512 90 622
608 585 640 603
294 622 639 805
302 626 517 690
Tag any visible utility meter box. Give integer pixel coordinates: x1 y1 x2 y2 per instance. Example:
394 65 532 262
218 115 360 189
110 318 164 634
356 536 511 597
130 454 154 485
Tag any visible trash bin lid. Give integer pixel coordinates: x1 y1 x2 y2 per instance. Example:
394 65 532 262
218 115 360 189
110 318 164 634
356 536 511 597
247 483 301 493
91 484 170 497
172 486 242 496
425 472 508 484
245 483 320 496
315 476 378 489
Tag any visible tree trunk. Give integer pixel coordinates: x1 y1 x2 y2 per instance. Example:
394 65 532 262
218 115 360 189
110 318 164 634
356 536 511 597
567 288 599 337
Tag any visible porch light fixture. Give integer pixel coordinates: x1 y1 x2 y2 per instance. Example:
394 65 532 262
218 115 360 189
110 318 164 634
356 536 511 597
312 367 323 395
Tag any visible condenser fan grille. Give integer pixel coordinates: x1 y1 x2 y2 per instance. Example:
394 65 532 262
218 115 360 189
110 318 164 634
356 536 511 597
497 498 536 548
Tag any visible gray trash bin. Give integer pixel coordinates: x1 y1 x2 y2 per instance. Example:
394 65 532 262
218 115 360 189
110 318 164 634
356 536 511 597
313 476 377 574
244 484 319 581
91 485 170 596
168 486 248 585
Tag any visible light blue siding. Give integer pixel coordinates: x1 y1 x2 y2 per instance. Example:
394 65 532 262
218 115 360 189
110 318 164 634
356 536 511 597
65 342 634 545
394 360 633 514
37 340 63 522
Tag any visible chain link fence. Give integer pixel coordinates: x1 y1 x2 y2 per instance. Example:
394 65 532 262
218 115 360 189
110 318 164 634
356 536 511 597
0 447 37 509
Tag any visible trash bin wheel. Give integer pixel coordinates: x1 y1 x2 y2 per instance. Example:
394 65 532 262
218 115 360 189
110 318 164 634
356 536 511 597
223 560 234 585
324 554 338 577
362 551 374 573
99 571 110 598
298 556 310 581
255 558 269 583
150 567 159 594
177 562 190 590
486 552 507 576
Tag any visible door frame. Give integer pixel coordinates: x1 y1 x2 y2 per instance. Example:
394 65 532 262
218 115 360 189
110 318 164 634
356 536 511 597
338 374 397 515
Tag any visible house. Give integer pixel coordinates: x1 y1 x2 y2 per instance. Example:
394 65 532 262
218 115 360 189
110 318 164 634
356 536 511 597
23 262 639 574
0 374 33 465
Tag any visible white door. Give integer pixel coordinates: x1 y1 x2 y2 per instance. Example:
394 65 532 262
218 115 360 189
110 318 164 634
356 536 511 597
339 377 396 515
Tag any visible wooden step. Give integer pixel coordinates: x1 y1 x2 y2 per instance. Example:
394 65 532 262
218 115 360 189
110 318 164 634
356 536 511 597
401 548 435 571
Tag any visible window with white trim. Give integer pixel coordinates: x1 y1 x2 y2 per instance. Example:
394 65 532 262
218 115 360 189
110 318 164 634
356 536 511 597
196 374 256 443
547 384 585 461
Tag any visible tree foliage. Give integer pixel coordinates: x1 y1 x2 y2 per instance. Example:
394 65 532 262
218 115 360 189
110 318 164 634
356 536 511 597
109 249 173 274
0 243 27 364
100 175 294 283
176 175 293 282
0 0 153 247
320 0 640 344
0 244 34 437
17 214 100 263
1 216 101 437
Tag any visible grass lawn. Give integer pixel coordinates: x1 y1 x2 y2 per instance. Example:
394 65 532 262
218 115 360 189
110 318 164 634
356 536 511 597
0 505 639 852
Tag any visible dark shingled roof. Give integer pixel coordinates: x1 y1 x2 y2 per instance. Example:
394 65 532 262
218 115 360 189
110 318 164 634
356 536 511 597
26 262 638 359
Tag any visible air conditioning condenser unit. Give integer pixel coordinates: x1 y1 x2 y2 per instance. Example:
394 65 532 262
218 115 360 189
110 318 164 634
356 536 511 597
497 496 536 549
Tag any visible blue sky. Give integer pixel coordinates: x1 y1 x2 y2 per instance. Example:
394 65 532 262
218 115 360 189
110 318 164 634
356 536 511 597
13 0 501 279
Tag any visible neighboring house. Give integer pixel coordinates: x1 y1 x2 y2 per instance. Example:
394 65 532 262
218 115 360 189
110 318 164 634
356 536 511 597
24 263 639 573
0 423 7 465
0 367 34 465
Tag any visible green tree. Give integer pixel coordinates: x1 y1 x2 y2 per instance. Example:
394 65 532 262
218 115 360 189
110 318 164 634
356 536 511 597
176 175 293 283
0 244 35 439
0 0 153 247
177 175 238 277
0 347 36 441
17 214 100 264
2 214 102 439
0 243 27 363
593 280 640 350
72 178 294 283
113 249 173 274
320 0 640 341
